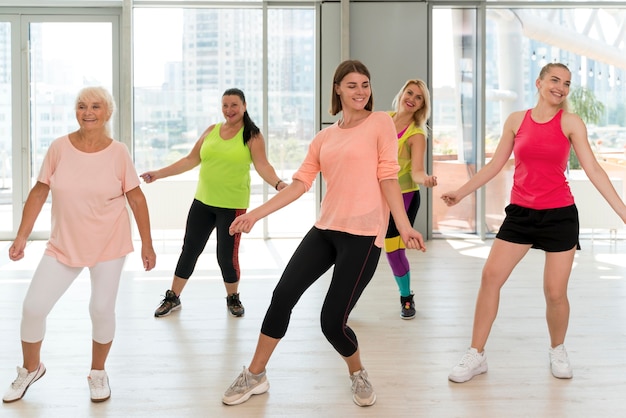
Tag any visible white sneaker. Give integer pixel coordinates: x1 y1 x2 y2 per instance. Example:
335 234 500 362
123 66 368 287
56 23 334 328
222 366 269 406
448 347 488 383
350 369 376 406
88 369 111 402
549 344 573 379
2 363 46 403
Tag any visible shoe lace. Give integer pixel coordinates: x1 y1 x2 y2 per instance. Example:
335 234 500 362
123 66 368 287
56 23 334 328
159 291 177 305
228 294 242 308
550 347 568 365
10 370 28 389
229 367 252 393
89 374 106 390
458 351 481 369
351 371 372 394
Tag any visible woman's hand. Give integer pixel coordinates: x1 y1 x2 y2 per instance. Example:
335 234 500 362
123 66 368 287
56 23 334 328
142 245 157 271
276 181 289 191
441 191 462 207
140 171 159 183
423 175 438 188
229 213 259 235
8 237 28 261
400 228 427 252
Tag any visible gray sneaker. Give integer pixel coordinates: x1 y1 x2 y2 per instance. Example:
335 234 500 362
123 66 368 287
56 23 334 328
350 369 376 406
549 344 573 379
154 289 181 317
448 347 488 383
2 363 46 403
222 366 269 405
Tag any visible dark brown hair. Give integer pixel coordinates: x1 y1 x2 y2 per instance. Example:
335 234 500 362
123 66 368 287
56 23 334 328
223 88 260 145
329 60 374 115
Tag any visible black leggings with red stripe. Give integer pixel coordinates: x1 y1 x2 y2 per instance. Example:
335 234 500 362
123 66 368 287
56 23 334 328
174 199 245 283
261 227 380 357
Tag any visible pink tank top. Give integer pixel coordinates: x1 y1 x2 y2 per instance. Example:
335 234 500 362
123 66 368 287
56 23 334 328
510 109 574 210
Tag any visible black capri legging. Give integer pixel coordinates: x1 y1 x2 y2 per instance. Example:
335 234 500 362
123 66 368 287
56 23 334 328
174 199 246 283
261 227 381 357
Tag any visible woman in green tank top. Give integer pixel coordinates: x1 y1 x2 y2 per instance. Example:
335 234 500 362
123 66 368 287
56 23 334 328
141 88 287 319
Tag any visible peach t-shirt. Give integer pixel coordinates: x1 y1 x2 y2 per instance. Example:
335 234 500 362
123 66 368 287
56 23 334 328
37 135 140 267
293 111 399 247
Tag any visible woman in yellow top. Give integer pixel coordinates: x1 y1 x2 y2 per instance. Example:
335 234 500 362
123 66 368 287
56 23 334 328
385 79 437 319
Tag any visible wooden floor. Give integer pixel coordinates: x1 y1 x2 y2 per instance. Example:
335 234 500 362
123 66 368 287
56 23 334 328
1 236 626 417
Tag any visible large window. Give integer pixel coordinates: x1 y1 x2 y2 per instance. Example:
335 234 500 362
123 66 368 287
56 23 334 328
29 21 114 233
0 21 10 233
432 8 479 234
0 13 116 240
432 5 626 237
485 7 626 235
133 7 316 238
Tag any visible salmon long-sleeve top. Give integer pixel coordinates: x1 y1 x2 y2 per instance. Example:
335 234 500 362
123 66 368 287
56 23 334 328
292 111 400 248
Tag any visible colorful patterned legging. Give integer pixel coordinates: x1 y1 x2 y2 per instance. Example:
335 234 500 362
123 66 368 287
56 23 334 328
384 190 420 276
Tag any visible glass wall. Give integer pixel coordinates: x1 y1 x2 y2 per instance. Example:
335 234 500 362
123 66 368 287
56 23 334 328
432 4 626 237
0 20 10 233
265 8 316 236
29 21 114 232
431 8 479 234
0 13 116 240
133 7 316 238
3 1 624 240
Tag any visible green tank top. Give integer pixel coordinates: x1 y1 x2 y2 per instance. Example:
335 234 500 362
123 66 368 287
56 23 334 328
389 111 423 193
195 123 252 209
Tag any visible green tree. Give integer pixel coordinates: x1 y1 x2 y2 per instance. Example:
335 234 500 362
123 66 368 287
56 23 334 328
568 86 605 169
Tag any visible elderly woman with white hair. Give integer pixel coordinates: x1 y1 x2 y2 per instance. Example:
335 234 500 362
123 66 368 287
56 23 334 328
2 86 156 404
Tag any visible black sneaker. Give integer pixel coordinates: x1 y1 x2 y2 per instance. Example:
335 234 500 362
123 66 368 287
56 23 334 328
154 289 181 317
226 293 245 317
400 294 416 320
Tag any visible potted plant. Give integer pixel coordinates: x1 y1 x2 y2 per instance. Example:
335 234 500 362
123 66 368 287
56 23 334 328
568 86 605 170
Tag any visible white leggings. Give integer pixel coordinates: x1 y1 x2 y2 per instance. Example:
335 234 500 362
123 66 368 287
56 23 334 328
21 255 126 344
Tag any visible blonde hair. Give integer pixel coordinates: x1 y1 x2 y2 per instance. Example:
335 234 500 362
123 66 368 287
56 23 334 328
392 79 431 132
75 86 116 136
537 63 570 112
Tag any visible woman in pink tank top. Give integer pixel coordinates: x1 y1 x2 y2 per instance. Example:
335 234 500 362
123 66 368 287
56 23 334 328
441 63 626 383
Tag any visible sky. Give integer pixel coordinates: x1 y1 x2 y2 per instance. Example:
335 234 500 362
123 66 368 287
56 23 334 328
133 9 183 87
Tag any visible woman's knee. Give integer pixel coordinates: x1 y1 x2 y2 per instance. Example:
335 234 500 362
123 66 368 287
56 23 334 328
90 308 116 341
217 253 240 281
321 323 343 348
320 311 345 344
320 321 357 357
544 284 569 305
21 300 48 324
480 264 508 291
89 299 115 322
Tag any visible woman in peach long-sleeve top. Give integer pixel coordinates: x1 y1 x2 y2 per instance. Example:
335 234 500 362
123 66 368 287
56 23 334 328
222 60 426 408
